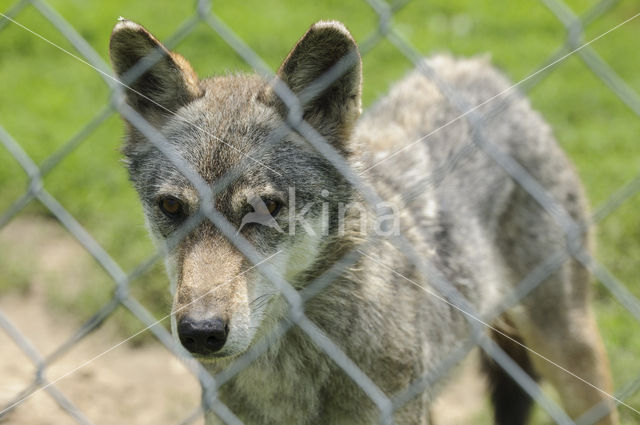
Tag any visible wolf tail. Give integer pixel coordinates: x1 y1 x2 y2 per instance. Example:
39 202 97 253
480 327 539 425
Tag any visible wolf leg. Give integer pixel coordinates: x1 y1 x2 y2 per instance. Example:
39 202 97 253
480 325 539 425
509 261 618 425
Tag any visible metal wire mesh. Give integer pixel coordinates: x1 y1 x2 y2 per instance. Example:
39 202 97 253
1 0 639 424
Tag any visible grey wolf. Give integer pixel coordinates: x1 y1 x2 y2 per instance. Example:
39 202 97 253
109 18 618 425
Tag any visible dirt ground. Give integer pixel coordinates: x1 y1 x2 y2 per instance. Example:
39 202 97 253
0 217 485 424
0 293 204 425
0 217 204 425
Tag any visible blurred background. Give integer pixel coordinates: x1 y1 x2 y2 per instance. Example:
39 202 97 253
0 0 639 424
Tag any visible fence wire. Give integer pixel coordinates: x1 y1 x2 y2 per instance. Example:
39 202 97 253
0 0 639 424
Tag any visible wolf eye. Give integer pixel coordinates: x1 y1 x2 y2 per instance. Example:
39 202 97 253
159 196 184 218
264 199 282 217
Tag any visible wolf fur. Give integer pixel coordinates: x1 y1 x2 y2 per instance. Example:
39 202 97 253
110 19 618 425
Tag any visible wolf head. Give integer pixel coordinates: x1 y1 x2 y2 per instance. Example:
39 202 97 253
110 19 363 359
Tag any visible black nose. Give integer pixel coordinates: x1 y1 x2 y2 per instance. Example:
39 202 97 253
178 317 229 355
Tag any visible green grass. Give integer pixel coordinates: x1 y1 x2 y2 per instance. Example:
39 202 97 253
1 0 639 421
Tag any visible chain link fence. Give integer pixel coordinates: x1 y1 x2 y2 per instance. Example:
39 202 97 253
1 0 639 424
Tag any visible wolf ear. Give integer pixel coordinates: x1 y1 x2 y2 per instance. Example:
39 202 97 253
265 21 362 152
109 19 202 126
